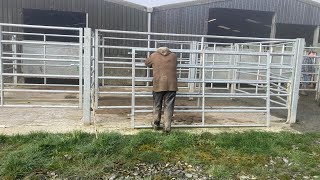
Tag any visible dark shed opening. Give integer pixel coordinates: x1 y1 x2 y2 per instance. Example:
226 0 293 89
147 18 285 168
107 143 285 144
276 23 315 46
207 8 274 43
22 9 86 85
23 9 86 42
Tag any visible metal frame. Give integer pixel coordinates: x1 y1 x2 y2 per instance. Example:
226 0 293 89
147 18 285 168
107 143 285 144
301 47 320 93
0 23 83 108
235 41 297 111
0 24 306 127
93 29 303 128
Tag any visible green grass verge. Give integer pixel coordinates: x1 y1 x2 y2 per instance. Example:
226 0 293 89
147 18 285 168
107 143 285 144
0 131 319 179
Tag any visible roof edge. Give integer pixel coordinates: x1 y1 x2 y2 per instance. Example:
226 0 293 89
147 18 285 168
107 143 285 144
153 0 320 11
153 0 226 11
297 0 320 8
105 0 147 11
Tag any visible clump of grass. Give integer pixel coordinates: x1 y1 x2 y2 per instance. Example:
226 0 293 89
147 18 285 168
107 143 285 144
0 131 319 179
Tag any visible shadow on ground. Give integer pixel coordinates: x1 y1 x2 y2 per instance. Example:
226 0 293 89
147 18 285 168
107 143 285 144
291 92 320 133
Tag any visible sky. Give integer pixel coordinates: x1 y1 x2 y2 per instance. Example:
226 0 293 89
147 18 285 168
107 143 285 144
125 0 320 7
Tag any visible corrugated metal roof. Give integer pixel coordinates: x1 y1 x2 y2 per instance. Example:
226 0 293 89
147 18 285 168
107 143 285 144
154 0 320 11
0 0 148 31
151 0 320 36
106 0 146 11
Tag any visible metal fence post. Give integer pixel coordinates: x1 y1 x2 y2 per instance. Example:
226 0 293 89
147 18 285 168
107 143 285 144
83 28 92 125
266 53 271 127
94 30 99 110
188 41 197 100
0 26 3 106
289 38 305 123
131 49 136 128
200 37 205 125
43 35 47 85
79 28 83 109
12 35 18 84
231 44 239 94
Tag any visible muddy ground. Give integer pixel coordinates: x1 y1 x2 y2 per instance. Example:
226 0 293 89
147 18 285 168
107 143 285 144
0 89 319 135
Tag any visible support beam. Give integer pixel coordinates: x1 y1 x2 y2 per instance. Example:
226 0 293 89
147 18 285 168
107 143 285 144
147 7 153 52
270 14 277 39
83 28 92 125
0 26 3 106
146 8 153 87
12 35 18 84
288 38 305 124
313 26 319 47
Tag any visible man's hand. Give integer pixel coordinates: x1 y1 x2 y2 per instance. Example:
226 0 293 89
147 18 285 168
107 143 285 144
145 58 153 68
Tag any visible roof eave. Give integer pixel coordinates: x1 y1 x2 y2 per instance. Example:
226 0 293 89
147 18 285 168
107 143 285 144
105 0 147 11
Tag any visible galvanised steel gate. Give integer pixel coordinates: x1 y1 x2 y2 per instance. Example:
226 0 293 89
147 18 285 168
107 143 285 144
91 29 304 128
0 23 83 108
0 24 306 127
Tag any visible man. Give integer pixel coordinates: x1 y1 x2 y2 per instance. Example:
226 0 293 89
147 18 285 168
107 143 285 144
301 50 317 96
145 47 178 133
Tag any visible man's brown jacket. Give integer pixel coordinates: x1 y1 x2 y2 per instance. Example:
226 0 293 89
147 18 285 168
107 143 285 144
145 47 178 92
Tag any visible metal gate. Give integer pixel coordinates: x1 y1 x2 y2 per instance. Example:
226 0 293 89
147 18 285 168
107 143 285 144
92 29 304 128
0 23 83 108
0 24 306 127
301 47 320 104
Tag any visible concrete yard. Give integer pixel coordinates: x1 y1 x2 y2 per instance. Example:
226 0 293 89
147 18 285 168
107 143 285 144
0 92 318 135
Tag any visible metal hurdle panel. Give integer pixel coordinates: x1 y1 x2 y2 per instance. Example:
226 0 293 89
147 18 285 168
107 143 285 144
130 48 272 128
93 29 304 127
202 42 234 90
236 40 305 123
301 47 320 99
0 23 83 108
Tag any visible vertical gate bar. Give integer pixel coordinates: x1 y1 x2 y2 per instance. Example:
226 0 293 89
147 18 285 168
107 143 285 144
197 42 201 107
83 28 92 125
211 44 216 88
147 9 152 87
94 30 99 109
287 42 297 122
237 45 242 91
316 63 320 102
79 29 83 109
200 37 205 125
231 44 239 94
266 53 271 127
312 54 318 92
0 26 3 106
227 44 233 90
256 43 262 94
43 35 47 85
188 41 196 100
102 38 105 86
315 57 320 100
179 44 183 79
12 35 17 84
289 38 305 123
278 44 285 95
131 49 136 128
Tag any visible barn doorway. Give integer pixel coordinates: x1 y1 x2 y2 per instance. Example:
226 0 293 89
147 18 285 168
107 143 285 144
207 8 274 43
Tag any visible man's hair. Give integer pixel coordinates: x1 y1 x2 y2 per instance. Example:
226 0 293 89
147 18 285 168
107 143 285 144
308 50 316 55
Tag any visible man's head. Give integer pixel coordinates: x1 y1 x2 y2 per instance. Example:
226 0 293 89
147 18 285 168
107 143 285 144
157 47 171 56
308 50 317 57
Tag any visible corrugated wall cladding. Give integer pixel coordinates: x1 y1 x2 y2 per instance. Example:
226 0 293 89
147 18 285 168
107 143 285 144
0 0 147 31
152 0 320 34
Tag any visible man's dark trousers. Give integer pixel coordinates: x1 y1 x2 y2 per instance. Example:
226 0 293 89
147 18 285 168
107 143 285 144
152 91 176 132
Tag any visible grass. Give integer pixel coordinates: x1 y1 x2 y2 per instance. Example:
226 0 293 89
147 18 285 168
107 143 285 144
0 131 320 179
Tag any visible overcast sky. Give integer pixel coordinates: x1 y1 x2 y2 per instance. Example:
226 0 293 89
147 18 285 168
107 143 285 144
125 0 320 7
